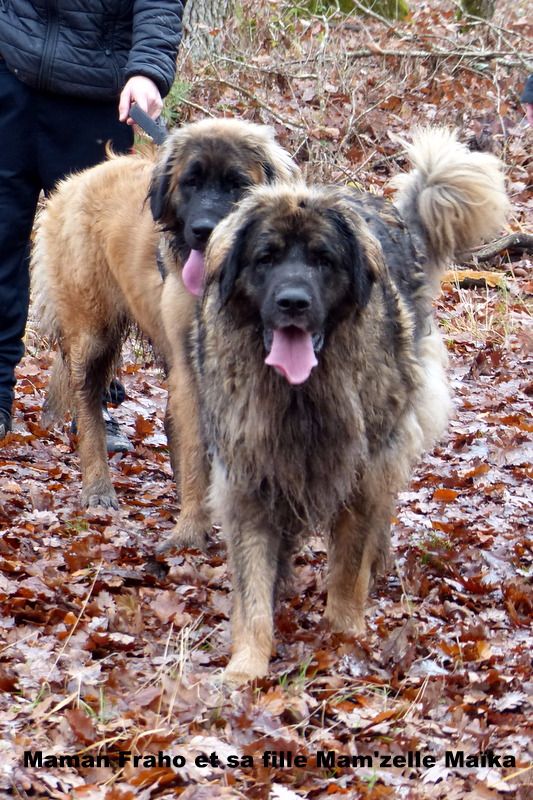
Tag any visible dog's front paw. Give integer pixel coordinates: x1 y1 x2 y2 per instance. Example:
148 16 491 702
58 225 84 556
156 512 210 554
222 651 269 685
81 483 119 511
324 603 366 637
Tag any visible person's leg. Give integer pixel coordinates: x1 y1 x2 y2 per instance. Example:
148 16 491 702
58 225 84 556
36 92 135 452
0 64 41 436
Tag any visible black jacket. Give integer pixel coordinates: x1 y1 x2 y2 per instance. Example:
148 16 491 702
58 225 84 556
0 0 184 100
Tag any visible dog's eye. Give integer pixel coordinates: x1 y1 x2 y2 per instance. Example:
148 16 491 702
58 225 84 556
255 253 274 269
316 256 334 271
181 175 199 189
228 176 249 192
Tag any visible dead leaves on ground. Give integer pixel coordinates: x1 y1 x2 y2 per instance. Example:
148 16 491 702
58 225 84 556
1 0 532 797
1 284 530 800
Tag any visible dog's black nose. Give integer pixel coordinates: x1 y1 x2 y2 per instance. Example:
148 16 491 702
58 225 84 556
191 219 216 244
275 287 312 314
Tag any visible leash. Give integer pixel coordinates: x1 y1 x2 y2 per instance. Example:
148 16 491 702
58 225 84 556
129 103 168 145
129 104 170 280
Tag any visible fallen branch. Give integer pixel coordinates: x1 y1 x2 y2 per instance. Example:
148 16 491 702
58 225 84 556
471 233 533 261
441 268 508 289
345 46 518 61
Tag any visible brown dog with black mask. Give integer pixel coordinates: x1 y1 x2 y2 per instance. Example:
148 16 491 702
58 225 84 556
193 128 508 683
31 118 299 548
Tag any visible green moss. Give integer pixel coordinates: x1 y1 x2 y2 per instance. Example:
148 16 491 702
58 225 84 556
458 0 496 20
163 79 193 126
306 0 409 21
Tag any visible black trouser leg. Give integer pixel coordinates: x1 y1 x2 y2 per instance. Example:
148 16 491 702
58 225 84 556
35 92 134 412
0 64 40 415
0 65 133 416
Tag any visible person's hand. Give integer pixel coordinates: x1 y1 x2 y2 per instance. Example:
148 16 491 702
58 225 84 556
526 103 533 127
119 76 163 124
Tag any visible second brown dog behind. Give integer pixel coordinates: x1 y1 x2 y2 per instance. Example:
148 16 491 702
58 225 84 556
31 118 300 549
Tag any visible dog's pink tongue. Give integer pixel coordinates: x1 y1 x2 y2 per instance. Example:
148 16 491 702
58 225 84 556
182 250 205 296
265 328 318 385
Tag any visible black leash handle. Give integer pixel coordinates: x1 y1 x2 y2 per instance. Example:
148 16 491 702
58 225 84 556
129 103 168 145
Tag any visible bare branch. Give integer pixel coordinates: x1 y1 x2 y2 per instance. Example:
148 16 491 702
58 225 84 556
200 77 308 130
470 233 533 261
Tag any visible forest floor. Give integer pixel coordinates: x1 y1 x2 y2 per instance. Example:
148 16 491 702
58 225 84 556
0 1 531 798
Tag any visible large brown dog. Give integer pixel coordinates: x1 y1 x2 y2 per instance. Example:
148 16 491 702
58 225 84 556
193 128 509 683
31 118 299 547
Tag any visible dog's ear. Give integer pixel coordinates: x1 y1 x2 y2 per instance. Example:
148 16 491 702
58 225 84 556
148 128 190 226
218 219 255 305
219 229 244 306
262 160 276 183
148 164 172 225
325 208 375 309
251 127 300 184
263 147 300 183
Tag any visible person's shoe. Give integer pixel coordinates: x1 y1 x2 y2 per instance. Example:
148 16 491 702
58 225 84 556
104 378 127 406
102 406 134 454
70 407 134 454
0 409 12 439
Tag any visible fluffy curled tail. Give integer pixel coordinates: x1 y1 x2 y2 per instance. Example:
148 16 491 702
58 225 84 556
392 128 509 269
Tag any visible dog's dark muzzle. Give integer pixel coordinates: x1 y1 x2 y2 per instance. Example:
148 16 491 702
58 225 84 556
261 269 326 385
262 276 324 337
185 192 235 252
275 286 312 316
186 214 220 251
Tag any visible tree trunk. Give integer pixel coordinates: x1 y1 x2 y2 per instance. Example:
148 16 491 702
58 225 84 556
459 0 496 20
183 0 234 57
